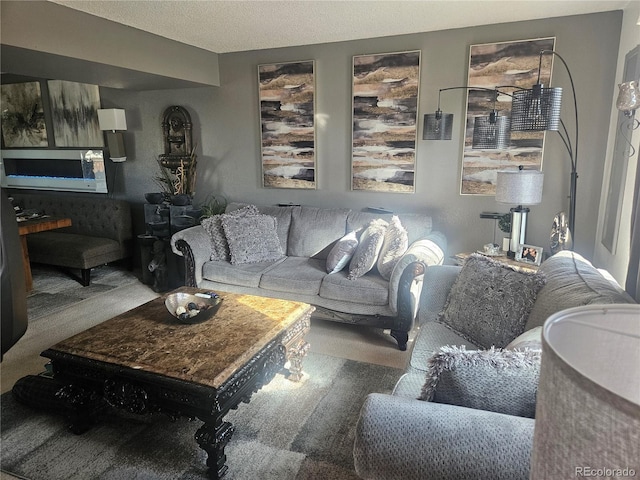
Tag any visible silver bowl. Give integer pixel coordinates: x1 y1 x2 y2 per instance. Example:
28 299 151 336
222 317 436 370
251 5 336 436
165 292 222 324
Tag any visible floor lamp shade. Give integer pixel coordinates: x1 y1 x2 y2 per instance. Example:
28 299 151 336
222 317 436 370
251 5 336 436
531 305 640 479
510 85 562 132
423 112 453 140
472 115 511 149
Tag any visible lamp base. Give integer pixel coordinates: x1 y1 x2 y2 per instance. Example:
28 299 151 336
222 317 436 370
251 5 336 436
510 206 530 256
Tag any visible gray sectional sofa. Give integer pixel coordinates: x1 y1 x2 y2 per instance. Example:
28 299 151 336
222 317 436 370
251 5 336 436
11 192 133 286
353 251 636 479
171 202 447 350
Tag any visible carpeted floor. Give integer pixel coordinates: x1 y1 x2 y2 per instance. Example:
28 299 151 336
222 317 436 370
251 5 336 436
26 263 140 321
1 265 412 479
1 352 401 479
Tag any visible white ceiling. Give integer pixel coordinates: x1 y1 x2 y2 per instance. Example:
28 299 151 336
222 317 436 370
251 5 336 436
49 0 631 54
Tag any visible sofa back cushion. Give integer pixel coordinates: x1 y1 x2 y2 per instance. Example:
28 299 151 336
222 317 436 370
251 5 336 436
525 251 636 330
346 211 432 245
288 206 349 258
12 193 131 243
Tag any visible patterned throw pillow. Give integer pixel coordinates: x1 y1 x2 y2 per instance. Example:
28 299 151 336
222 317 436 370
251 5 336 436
376 215 409 280
201 205 259 261
419 345 541 418
347 219 388 280
221 214 284 265
326 231 359 274
438 254 546 349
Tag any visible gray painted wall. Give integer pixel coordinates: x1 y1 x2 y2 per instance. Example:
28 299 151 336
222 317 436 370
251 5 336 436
102 11 621 260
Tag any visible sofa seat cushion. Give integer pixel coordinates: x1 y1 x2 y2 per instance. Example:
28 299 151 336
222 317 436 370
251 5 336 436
202 258 285 288
320 271 389 306
26 232 122 268
259 257 327 295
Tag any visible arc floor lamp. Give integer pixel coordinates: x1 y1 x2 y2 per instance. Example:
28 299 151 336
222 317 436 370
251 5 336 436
424 50 579 246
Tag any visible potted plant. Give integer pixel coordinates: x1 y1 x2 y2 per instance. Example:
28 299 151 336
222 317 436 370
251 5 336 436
199 193 227 219
499 213 511 252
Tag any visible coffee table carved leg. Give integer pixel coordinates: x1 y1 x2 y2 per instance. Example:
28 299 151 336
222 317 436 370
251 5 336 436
195 418 235 479
287 339 310 382
282 310 312 382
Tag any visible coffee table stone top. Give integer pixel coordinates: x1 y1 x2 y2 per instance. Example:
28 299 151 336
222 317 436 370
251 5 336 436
48 287 314 389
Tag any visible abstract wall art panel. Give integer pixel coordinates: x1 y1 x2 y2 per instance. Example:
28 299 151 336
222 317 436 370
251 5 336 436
461 37 555 195
258 60 316 189
351 50 420 193
48 80 104 148
1 82 49 147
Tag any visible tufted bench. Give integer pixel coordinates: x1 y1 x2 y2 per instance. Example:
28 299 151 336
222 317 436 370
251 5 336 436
12 193 133 286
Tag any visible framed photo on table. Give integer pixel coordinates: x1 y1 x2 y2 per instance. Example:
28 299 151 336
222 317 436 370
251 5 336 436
516 244 543 266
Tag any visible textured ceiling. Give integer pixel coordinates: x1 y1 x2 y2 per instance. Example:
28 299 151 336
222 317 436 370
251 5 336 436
49 0 630 54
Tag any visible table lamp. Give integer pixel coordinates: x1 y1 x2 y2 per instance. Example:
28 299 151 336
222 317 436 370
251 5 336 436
531 304 640 479
495 167 544 257
98 108 127 162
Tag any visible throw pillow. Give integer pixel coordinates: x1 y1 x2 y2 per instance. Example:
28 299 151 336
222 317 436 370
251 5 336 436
347 219 388 280
201 205 259 261
438 254 546 349
419 345 541 418
326 231 359 274
506 326 543 351
221 214 284 265
376 215 409 280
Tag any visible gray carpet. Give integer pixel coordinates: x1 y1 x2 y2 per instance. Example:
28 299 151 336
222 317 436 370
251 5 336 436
1 352 401 480
27 263 139 321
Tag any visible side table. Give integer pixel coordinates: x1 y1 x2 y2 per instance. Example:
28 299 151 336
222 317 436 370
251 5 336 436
452 252 540 273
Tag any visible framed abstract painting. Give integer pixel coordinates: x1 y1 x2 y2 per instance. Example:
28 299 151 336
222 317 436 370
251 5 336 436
352 50 420 193
1 82 49 147
460 37 555 195
48 80 103 148
258 60 316 189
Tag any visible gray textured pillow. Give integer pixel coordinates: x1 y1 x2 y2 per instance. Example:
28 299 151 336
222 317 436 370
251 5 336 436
201 204 259 261
419 345 541 418
439 254 546 349
326 231 359 274
221 214 284 265
348 219 388 280
376 215 408 280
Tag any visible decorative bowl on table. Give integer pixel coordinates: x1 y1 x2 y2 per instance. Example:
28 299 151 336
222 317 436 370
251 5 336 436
145 192 166 204
165 292 222 324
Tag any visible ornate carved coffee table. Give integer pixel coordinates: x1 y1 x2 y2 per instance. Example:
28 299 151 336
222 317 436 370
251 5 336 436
36 287 313 479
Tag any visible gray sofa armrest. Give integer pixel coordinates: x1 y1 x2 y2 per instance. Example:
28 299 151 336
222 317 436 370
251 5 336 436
170 225 211 286
389 232 447 314
417 265 461 325
354 393 534 480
